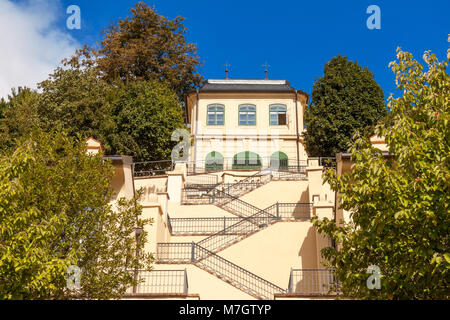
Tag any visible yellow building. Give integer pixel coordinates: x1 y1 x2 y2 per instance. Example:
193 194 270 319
185 79 310 170
100 79 341 300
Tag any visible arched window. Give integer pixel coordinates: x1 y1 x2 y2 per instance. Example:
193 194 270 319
270 152 289 170
232 151 262 169
269 104 287 125
205 151 224 171
207 104 225 125
238 104 256 126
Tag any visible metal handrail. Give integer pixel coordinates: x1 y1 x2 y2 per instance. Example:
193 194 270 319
193 243 286 300
131 269 188 295
186 174 219 185
196 204 276 253
319 157 337 168
167 203 311 235
133 160 174 177
288 269 339 295
186 158 308 175
168 216 243 235
156 243 192 263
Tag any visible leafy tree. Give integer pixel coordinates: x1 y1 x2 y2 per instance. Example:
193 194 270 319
304 55 386 157
1 59 186 162
37 61 117 153
81 1 202 99
313 46 450 299
0 130 153 299
0 87 41 152
110 80 186 162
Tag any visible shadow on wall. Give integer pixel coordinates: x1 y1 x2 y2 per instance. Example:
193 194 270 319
111 167 125 200
298 226 317 269
299 185 310 203
296 226 322 294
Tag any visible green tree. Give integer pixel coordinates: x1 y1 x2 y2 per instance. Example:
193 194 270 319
313 46 450 299
2 60 186 162
80 1 202 99
0 130 153 299
0 87 41 152
37 61 117 153
110 80 186 162
304 55 386 157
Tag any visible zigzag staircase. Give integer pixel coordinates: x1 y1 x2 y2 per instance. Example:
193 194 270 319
157 167 309 299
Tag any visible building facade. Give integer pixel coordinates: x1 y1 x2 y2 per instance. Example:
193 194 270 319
95 79 342 300
185 79 310 170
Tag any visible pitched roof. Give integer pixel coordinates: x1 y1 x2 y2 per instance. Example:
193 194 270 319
198 79 296 93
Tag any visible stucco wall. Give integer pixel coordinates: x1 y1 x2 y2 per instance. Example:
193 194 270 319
168 203 237 218
219 221 318 289
239 180 310 209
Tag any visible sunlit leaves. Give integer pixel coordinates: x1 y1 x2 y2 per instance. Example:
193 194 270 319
314 43 450 299
0 130 153 299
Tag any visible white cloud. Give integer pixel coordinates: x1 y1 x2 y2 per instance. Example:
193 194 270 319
0 0 79 99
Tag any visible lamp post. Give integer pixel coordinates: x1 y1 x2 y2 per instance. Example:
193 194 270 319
133 226 143 294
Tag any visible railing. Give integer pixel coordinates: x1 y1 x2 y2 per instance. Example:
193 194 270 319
265 203 312 220
134 160 174 177
196 208 275 253
319 157 337 168
220 170 272 199
168 215 243 235
156 243 192 263
167 203 312 236
181 187 215 205
193 244 286 300
288 269 339 295
272 168 307 181
132 269 188 295
214 190 270 217
186 158 308 175
186 174 219 186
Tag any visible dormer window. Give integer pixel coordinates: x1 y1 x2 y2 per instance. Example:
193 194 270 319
269 104 287 125
239 104 256 126
207 104 225 125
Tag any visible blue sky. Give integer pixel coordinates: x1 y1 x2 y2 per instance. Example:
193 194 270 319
2 0 449 100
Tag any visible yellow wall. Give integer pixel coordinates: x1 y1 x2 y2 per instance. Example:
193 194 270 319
219 222 318 289
168 203 237 218
239 180 310 208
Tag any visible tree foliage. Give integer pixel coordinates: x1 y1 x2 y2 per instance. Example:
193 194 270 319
37 62 117 152
304 55 386 157
313 45 450 299
110 80 186 162
83 1 202 99
0 60 186 162
0 130 153 299
0 87 41 152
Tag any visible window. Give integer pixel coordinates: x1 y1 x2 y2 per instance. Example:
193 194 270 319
270 104 287 125
232 151 262 169
239 105 256 126
207 104 224 125
205 151 224 171
270 152 289 170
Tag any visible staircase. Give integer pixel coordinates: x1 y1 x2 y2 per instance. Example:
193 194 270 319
156 167 309 299
192 243 285 300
